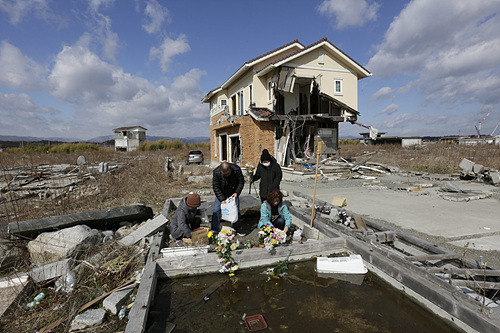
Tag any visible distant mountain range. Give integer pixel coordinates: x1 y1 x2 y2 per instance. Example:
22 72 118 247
0 135 210 144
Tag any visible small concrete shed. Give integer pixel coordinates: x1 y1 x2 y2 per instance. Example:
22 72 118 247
113 126 147 152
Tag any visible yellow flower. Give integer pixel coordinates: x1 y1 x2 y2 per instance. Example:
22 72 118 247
207 231 213 238
229 273 235 277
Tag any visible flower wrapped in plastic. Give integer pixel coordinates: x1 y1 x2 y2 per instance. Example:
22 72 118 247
259 225 287 251
215 229 239 276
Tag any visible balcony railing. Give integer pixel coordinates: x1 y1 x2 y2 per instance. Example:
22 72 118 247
210 105 228 118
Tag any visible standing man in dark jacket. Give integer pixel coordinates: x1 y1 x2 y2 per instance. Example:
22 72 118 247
252 149 282 202
211 161 245 234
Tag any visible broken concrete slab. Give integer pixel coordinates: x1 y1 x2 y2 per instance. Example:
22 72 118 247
69 308 106 332
8 204 153 237
473 164 485 174
28 258 74 283
302 224 320 240
28 225 102 264
103 284 135 315
490 172 500 185
119 215 168 246
459 158 475 172
0 275 32 318
439 191 492 202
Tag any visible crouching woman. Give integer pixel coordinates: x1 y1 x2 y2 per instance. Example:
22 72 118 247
258 189 291 233
170 193 202 246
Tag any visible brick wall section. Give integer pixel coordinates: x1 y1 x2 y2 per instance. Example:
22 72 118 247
210 113 275 167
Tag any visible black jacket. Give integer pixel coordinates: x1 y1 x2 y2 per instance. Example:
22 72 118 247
252 156 282 199
212 163 245 202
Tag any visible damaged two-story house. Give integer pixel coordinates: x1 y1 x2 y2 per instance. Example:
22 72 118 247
202 37 371 167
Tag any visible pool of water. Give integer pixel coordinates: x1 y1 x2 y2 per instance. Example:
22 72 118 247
147 260 460 333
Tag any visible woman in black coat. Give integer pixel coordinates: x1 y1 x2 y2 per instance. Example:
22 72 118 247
252 149 282 202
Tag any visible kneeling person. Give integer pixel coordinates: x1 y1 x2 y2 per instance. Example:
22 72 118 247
170 193 202 245
258 189 291 233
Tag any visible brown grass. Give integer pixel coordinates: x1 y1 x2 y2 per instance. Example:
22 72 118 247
2 142 500 223
1 147 212 222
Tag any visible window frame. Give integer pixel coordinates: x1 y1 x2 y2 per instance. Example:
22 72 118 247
334 78 343 96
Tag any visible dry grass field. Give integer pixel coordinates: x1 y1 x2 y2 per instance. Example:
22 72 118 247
1 141 499 223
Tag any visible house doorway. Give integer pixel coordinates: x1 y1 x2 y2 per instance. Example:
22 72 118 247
229 135 241 164
220 134 228 161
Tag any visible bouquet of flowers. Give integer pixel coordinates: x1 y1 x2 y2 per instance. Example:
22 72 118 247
258 225 287 251
209 229 239 276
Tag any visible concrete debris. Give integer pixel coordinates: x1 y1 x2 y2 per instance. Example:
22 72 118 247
103 284 135 315
459 158 500 186
28 225 102 264
69 308 106 332
0 275 32 318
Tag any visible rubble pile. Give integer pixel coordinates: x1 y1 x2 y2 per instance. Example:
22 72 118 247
459 158 500 185
0 200 165 332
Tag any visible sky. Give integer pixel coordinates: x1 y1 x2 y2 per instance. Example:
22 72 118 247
1 0 500 141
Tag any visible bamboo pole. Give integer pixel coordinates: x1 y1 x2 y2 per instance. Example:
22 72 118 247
310 141 322 227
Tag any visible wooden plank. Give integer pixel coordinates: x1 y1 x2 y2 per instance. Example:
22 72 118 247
8 204 153 236
354 216 368 230
124 231 164 333
119 215 168 246
450 279 500 290
157 237 346 277
405 253 462 262
426 267 500 277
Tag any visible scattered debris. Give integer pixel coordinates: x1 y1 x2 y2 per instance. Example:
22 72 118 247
459 158 500 185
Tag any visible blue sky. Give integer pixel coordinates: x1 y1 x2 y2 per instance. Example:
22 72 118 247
1 0 499 140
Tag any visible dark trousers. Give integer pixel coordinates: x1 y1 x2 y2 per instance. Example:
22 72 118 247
272 216 285 230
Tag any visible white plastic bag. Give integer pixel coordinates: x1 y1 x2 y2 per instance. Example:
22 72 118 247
221 197 238 223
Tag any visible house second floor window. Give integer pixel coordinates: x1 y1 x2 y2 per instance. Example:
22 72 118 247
268 81 273 102
238 91 244 114
220 99 227 108
334 78 343 95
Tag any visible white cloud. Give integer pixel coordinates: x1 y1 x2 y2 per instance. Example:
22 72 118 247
317 0 379 29
47 44 207 139
0 0 48 25
367 0 500 106
0 41 46 90
370 86 392 100
0 92 61 137
380 104 399 115
86 0 120 61
150 34 190 72
142 0 170 34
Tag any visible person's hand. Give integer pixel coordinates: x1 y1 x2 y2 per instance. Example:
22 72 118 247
232 193 238 198
284 226 289 233
222 200 226 204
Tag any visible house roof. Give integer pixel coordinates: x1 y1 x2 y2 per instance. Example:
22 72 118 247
248 107 274 121
257 37 372 78
202 37 371 103
201 39 304 103
113 126 147 132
